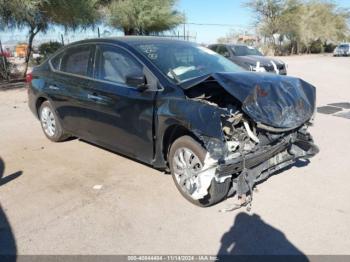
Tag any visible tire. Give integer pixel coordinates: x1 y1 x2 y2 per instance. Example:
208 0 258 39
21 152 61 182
39 101 69 142
169 135 230 207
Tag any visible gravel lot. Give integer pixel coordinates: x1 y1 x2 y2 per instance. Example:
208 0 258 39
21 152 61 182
1 54 350 256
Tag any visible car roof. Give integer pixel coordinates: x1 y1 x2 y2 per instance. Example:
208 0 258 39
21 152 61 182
210 43 254 48
64 36 193 48
228 44 253 47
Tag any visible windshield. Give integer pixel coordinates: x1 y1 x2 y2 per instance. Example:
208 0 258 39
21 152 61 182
133 42 242 83
232 46 263 56
339 44 349 49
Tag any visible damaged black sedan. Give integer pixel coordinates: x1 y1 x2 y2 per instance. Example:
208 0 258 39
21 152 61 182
28 37 319 207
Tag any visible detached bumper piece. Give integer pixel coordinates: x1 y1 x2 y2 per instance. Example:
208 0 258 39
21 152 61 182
216 131 319 206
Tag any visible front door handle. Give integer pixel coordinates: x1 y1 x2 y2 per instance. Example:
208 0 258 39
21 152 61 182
87 93 104 102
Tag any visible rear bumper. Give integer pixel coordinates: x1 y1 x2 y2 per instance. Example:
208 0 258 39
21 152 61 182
28 87 39 118
279 69 287 75
334 50 350 56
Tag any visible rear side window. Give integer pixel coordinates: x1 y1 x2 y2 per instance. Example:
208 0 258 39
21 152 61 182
51 53 62 70
60 45 92 76
217 45 230 56
95 45 143 85
208 45 217 52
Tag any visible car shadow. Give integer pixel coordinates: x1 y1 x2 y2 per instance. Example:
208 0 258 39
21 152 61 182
79 139 164 172
217 213 308 261
0 157 21 261
255 158 310 187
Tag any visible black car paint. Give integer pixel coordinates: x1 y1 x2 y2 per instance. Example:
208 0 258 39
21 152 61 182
29 38 225 169
29 38 313 174
208 44 287 75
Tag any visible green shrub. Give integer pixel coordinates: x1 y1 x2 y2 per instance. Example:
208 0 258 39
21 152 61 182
39 41 63 59
310 39 324 54
274 43 292 56
324 43 337 53
0 57 11 80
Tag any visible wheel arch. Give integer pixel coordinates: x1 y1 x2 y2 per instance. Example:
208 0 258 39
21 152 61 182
35 97 48 117
162 124 204 167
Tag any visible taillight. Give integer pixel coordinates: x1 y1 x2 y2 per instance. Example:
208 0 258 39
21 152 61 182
26 73 33 83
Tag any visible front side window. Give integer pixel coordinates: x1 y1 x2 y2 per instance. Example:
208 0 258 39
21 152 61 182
231 46 263 56
60 45 92 76
133 42 242 83
95 45 143 85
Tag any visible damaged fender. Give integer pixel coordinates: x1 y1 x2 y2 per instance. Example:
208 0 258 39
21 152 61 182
155 71 318 202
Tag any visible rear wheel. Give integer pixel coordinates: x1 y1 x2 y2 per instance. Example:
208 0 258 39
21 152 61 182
39 101 69 142
169 136 230 207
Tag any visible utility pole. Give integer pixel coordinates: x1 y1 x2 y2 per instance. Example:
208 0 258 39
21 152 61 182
183 23 186 41
61 34 65 46
98 27 101 38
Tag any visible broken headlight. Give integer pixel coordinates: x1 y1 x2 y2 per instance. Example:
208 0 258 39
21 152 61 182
249 61 266 73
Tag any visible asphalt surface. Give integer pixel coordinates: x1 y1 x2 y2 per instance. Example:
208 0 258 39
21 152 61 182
0 54 350 256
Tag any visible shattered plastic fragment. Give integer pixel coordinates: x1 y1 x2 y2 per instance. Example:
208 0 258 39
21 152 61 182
190 153 217 200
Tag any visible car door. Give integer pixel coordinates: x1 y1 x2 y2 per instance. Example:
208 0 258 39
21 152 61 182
81 44 156 163
48 44 95 137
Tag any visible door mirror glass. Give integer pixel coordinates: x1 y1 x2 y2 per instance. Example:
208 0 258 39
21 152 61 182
125 74 148 90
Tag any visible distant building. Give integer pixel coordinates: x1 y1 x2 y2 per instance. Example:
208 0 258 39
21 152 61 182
15 44 28 58
217 34 260 45
237 35 259 45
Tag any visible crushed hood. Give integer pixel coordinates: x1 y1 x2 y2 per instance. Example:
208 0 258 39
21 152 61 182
181 72 316 130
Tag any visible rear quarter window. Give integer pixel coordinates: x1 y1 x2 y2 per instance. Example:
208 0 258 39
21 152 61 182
50 53 63 70
59 45 92 76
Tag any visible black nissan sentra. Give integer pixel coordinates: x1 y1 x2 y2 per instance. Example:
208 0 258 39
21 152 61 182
28 37 319 207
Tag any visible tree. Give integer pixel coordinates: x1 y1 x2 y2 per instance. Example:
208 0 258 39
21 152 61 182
107 0 184 35
0 0 100 77
278 0 305 54
245 0 350 55
245 0 285 45
39 41 63 58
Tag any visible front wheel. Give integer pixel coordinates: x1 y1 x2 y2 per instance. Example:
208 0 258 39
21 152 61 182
168 136 230 207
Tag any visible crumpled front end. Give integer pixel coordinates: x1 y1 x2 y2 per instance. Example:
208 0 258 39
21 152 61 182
180 72 319 203
187 114 319 201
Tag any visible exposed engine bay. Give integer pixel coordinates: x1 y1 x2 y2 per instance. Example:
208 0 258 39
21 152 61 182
180 72 319 209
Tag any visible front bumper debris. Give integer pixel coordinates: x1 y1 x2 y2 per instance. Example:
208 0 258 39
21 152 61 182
216 132 318 179
217 131 318 212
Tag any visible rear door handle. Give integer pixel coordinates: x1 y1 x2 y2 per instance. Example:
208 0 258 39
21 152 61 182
48 85 60 90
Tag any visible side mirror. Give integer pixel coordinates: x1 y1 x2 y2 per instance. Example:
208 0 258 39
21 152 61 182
125 74 148 91
223 52 230 58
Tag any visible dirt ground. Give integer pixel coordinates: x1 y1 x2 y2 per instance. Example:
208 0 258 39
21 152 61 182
1 54 350 256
